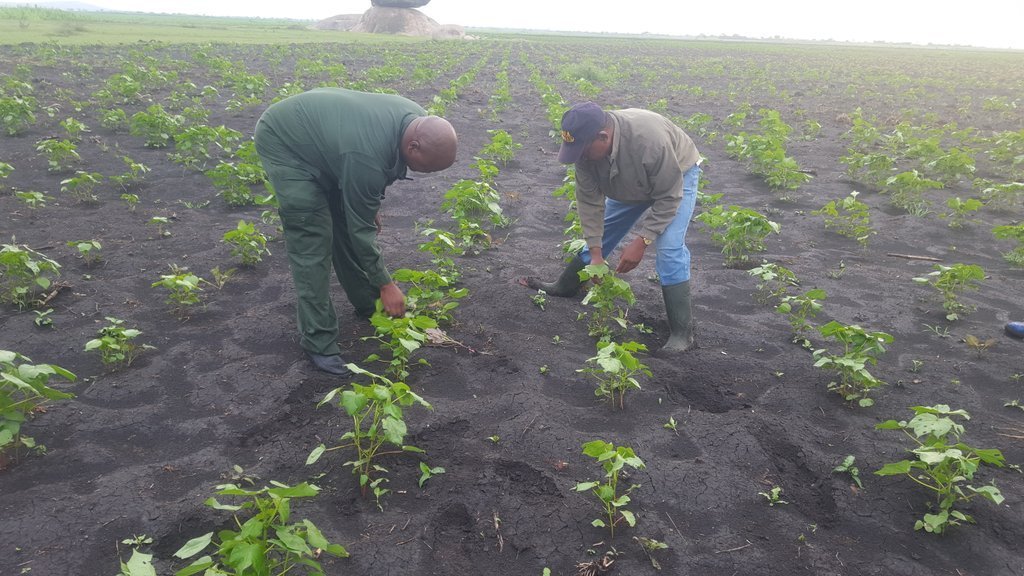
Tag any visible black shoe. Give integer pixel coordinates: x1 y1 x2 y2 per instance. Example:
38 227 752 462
522 257 586 297
306 353 352 376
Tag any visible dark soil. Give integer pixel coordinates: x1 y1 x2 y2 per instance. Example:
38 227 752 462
1 39 1022 576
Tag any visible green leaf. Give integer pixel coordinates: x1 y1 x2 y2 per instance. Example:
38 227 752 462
969 484 1005 504
620 509 636 527
173 532 213 559
123 550 156 576
574 481 599 492
275 526 311 554
591 519 606 528
268 481 319 499
306 444 326 465
203 497 242 511
875 460 913 475
173 557 216 576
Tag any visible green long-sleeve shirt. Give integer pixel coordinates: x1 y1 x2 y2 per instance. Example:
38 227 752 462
257 87 426 288
575 109 701 248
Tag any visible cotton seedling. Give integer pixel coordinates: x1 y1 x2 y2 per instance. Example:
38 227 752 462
578 340 650 409
84 317 153 368
0 241 61 309
0 350 75 459
308 364 431 508
875 405 1005 534
812 321 893 407
912 263 984 321
172 481 347 574
574 440 645 538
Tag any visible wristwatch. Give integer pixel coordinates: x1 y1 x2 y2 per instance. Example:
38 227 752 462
640 236 653 246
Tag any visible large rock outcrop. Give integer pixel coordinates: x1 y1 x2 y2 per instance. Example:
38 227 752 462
371 0 431 7
312 1 464 38
350 6 463 38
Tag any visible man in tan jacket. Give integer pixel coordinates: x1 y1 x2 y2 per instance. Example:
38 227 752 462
526 101 701 354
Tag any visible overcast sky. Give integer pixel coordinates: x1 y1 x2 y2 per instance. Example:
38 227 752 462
22 0 1024 49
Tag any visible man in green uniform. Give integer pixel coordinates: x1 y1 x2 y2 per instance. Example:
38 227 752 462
254 88 457 376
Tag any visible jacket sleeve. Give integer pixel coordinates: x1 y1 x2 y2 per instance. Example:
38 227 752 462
575 164 606 248
339 154 392 288
638 144 683 240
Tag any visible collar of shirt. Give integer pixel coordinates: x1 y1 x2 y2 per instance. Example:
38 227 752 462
607 112 621 180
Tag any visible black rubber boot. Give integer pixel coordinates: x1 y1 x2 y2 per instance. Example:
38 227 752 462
307 352 352 376
525 257 586 297
660 280 694 354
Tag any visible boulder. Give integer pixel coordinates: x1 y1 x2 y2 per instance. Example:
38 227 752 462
350 6 454 37
371 0 431 7
310 14 361 31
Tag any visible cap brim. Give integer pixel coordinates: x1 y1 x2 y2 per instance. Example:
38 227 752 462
557 141 586 164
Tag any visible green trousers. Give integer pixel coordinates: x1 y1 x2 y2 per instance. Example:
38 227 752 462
255 123 377 355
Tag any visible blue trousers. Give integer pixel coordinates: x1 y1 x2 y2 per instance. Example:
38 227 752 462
580 163 700 286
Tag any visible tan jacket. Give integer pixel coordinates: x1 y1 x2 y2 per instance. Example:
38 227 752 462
575 109 701 247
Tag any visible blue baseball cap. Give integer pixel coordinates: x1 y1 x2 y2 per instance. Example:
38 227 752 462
557 102 605 163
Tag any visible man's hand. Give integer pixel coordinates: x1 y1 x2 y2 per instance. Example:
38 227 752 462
379 282 406 317
615 237 648 274
375 213 383 236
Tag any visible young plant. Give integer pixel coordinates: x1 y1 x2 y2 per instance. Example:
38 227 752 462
418 462 445 488
417 226 463 282
129 104 182 148
912 263 985 321
884 170 943 215
579 263 636 340
0 242 61 309
172 481 348 575
110 156 150 192
209 266 237 289
59 117 89 141
748 261 799 304
480 129 521 165
364 302 438 382
992 223 1024 267
875 405 1005 534
0 94 37 135
441 178 509 239
151 266 205 318
812 320 893 407
695 205 780 266
832 455 863 489
33 308 54 328
531 290 547 310
0 350 75 460
574 440 645 538
775 288 827 345
578 340 650 409
36 138 80 173
60 171 103 203
222 219 270 266
148 216 172 237
84 317 152 368
392 268 467 326
205 159 264 207
635 536 669 570
758 486 788 506
307 364 431 507
99 108 128 132
942 197 983 229
812 191 874 247
67 240 101 264
15 190 49 209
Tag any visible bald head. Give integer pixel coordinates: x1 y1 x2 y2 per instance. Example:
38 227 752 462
401 115 457 173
